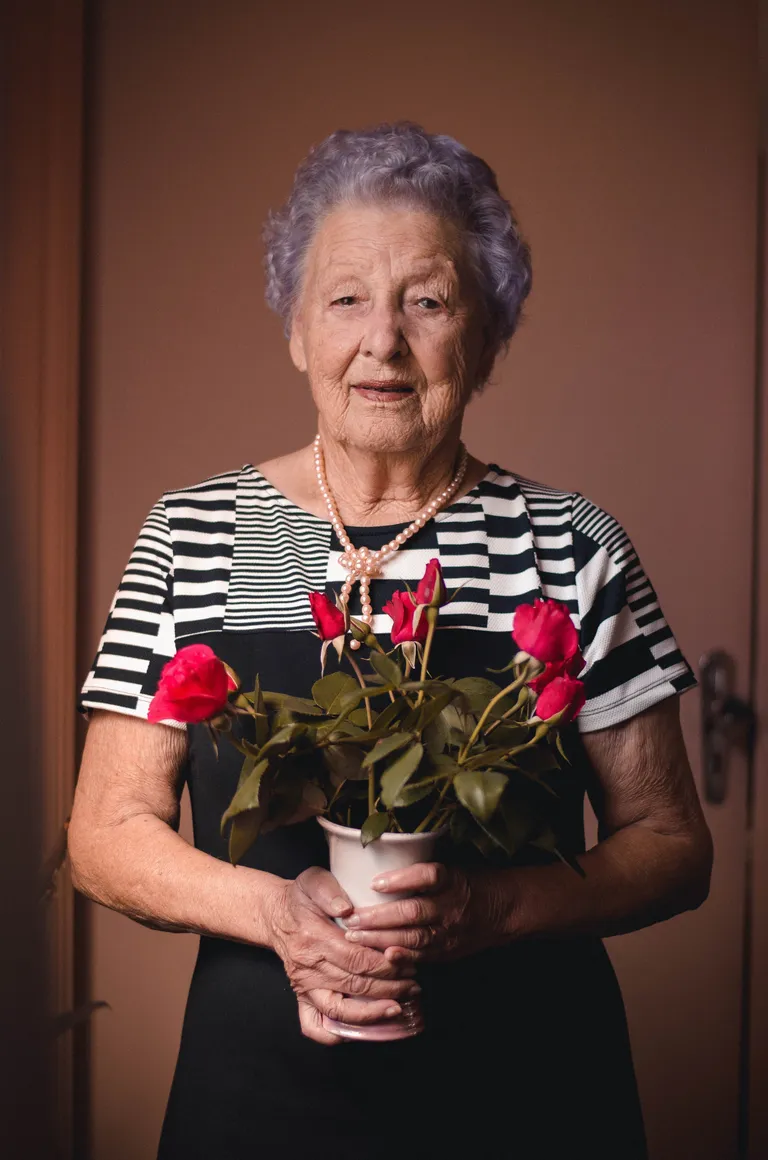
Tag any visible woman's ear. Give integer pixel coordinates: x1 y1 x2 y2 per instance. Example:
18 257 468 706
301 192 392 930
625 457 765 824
289 316 307 373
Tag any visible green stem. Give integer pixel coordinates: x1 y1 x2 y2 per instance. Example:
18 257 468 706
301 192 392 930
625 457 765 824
414 775 453 834
459 664 532 760
415 608 438 708
482 687 529 740
345 647 375 814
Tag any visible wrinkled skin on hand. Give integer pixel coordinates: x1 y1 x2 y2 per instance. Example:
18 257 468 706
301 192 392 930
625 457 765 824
341 862 505 964
269 866 421 1044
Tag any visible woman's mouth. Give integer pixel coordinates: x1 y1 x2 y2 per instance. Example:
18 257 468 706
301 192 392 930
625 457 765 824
351 381 415 403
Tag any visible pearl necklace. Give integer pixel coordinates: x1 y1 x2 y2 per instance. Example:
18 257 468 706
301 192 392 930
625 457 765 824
313 434 468 647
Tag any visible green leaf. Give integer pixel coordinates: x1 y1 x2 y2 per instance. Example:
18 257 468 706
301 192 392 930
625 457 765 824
228 808 265 864
554 730 571 763
372 698 407 732
453 769 508 823
430 752 462 774
260 722 307 758
337 684 399 711
461 745 532 771
452 677 502 713
417 689 457 730
252 675 269 746
369 651 403 686
312 672 360 712
302 782 327 812
390 774 443 808
361 811 392 846
236 752 257 790
483 722 530 749
422 713 448 758
221 758 269 830
440 701 472 740
347 708 371 727
361 731 414 769
262 691 323 716
323 744 367 782
379 742 425 809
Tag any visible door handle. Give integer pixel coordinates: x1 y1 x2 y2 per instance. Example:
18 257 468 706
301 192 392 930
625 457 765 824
700 649 756 805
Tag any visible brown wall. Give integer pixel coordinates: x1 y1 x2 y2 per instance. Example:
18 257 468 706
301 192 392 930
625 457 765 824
82 2 758 1157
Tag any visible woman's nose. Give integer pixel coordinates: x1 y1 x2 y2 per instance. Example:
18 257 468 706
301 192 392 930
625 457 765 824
361 305 409 362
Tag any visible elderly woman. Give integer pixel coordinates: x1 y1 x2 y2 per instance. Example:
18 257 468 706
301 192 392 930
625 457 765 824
69 123 712 1160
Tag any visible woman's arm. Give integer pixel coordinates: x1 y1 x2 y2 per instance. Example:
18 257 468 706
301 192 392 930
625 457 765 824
68 711 419 1040
342 695 714 960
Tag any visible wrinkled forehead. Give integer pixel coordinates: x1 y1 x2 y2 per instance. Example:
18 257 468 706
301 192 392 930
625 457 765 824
304 203 468 285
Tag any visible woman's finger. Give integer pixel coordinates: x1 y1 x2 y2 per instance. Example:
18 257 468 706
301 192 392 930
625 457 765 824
297 998 341 1045
343 925 437 952
345 894 438 931
296 865 354 919
309 988 405 1026
320 931 417 980
369 862 447 896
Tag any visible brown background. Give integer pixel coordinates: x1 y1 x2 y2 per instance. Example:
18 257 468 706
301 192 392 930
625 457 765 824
79 1 760 1157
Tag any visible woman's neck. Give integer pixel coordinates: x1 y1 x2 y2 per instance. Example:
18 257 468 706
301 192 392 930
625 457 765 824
318 436 465 526
257 435 488 528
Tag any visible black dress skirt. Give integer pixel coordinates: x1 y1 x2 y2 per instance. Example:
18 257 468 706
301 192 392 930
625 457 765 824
79 463 697 1159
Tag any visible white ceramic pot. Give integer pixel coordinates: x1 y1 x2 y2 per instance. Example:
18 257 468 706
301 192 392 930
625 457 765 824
317 816 445 1042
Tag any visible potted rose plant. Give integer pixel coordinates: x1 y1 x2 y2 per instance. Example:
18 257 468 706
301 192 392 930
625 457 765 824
149 560 586 1040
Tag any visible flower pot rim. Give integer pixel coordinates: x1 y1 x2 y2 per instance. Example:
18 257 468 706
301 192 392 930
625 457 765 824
317 815 448 843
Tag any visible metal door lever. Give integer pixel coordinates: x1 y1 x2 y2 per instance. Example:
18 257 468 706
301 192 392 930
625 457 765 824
700 650 756 804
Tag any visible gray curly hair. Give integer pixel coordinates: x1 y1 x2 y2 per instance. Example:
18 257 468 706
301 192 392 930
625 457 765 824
263 122 532 363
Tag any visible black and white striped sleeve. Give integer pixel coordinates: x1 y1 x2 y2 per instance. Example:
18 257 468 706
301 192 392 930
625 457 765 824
78 498 183 727
572 495 697 733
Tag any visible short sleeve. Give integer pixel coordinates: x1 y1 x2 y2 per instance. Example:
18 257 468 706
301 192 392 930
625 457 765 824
78 498 184 728
571 494 697 733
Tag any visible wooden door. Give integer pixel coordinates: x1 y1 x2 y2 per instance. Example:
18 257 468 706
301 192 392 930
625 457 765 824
85 2 758 1156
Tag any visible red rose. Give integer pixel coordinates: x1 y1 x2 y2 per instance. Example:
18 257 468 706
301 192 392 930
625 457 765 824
527 650 585 694
533 675 586 723
382 590 429 645
309 592 346 640
512 598 580 664
148 644 236 724
415 557 446 608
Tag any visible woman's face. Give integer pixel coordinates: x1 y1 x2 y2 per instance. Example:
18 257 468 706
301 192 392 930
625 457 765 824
289 203 491 456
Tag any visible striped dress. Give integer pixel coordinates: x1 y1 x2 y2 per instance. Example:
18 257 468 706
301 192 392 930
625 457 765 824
80 463 696 1160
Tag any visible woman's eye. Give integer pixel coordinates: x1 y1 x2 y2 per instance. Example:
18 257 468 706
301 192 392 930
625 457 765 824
332 296 356 307
416 297 441 310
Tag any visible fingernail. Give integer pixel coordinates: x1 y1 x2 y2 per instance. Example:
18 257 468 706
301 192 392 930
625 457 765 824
345 930 361 941
385 1005 401 1017
345 914 361 927
408 983 422 996
330 897 349 915
372 876 389 890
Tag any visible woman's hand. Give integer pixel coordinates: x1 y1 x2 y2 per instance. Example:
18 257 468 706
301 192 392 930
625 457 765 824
268 866 421 1044
342 862 504 965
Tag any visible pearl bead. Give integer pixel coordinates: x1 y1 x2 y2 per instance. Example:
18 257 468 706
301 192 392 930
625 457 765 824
350 639 361 650
314 435 466 626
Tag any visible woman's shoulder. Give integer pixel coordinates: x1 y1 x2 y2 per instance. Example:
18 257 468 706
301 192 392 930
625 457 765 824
489 465 631 561
159 465 250 507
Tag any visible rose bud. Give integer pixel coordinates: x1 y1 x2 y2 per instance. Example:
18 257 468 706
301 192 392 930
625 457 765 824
382 590 429 645
309 592 346 640
512 597 580 665
309 591 347 672
527 649 585 694
148 644 237 724
532 675 586 724
415 557 446 608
